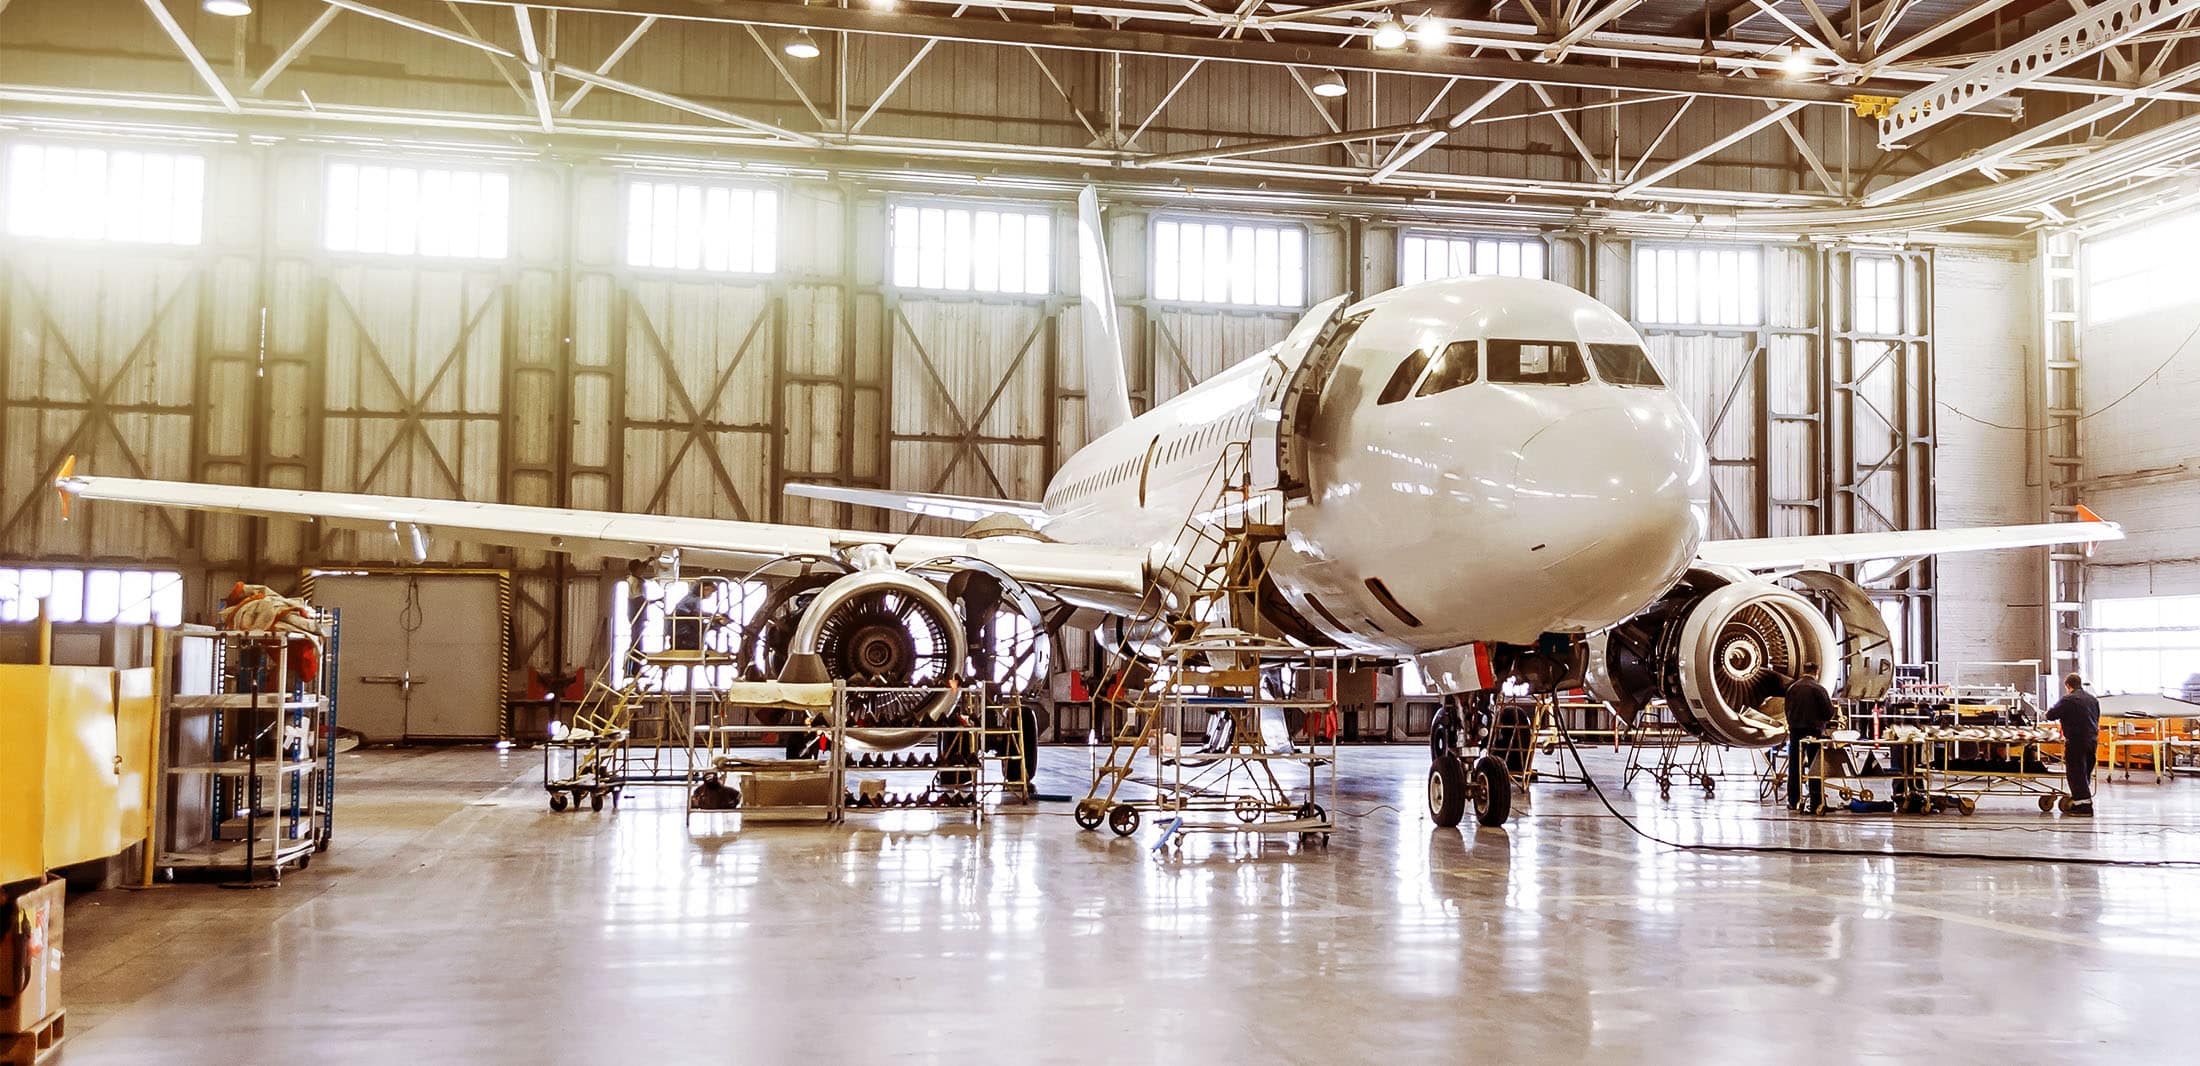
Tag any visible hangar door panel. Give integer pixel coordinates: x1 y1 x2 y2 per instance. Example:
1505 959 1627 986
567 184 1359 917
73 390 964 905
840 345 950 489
314 572 506 742
888 300 1051 535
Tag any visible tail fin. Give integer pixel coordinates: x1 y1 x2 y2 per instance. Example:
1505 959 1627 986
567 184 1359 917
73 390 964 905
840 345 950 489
1076 187 1134 441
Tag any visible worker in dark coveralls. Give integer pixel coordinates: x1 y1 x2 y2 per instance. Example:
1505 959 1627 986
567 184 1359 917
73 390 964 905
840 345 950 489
1784 675 1837 812
2045 673 2101 817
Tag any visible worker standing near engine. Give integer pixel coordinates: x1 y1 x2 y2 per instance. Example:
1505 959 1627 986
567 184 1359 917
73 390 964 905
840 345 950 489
1783 675 1836 812
2045 673 2101 817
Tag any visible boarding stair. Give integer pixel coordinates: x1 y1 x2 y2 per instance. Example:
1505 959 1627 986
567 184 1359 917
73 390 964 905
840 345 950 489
1074 443 1338 842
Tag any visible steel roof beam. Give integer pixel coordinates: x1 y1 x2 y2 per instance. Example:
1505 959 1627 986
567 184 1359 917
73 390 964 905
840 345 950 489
140 0 239 114
450 0 1886 106
1878 0 2200 146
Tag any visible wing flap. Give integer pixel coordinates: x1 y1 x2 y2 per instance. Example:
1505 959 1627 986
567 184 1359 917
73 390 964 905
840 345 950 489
782 483 1048 525
1697 519 2123 572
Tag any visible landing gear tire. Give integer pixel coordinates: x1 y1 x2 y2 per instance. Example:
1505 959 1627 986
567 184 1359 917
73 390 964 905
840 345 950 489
1073 800 1105 831
1107 804 1141 838
1428 754 1468 828
1470 755 1512 828
549 792 568 812
591 791 605 812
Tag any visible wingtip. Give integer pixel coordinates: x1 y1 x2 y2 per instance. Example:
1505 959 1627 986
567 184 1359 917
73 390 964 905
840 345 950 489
53 454 78 520
2075 504 2106 524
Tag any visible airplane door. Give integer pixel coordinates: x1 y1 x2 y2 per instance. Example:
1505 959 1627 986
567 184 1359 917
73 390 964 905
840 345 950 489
1270 303 1367 503
1251 294 1351 496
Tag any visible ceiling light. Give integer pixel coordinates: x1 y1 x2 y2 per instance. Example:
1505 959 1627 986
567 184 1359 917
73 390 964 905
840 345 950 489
785 29 821 59
1372 19 1408 50
1413 18 1448 49
1312 69 1348 98
202 0 251 15
867 0 896 8
1780 45 1812 76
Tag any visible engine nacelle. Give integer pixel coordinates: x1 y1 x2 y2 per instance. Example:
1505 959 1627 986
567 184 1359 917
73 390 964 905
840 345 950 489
1587 569 1843 748
786 562 967 729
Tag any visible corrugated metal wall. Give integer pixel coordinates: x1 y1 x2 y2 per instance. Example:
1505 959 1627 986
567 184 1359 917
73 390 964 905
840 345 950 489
2080 214 2200 600
1 136 2044 687
1934 247 2045 667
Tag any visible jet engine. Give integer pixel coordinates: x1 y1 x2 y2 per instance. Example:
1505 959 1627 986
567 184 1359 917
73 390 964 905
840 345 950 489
1586 568 1846 748
785 561 967 726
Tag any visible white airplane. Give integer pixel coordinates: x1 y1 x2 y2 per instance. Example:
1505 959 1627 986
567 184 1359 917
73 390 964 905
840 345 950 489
57 189 2120 828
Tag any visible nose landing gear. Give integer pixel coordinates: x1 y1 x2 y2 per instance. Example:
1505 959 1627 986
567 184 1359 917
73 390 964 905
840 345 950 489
1426 700 1515 828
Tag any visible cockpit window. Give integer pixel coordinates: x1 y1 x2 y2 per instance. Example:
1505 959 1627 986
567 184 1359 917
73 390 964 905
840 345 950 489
1413 341 1479 397
1376 349 1430 405
1587 343 1666 388
1486 340 1589 385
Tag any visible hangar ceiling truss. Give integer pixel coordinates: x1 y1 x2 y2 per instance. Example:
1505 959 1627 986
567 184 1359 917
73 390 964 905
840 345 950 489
0 0 2197 231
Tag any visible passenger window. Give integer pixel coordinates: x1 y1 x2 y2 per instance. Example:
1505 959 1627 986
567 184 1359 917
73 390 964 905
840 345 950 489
1376 349 1431 405
1487 339 1589 385
1587 343 1666 388
1414 341 1479 397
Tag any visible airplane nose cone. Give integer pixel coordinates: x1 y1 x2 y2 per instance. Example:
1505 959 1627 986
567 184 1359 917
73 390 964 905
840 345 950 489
1510 404 1704 628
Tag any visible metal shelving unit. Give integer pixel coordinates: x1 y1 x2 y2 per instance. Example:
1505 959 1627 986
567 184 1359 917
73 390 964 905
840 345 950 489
159 617 337 879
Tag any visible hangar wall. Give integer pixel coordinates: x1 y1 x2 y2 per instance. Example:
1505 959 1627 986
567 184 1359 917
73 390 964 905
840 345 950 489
2079 211 2200 601
1933 247 2047 667
1 135 2039 682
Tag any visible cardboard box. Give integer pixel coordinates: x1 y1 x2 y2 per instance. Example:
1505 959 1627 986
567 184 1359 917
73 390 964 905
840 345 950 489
742 771 834 809
2 880 63 1032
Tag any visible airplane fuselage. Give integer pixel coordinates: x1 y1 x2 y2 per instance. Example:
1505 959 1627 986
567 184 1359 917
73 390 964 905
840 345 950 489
1039 276 1710 655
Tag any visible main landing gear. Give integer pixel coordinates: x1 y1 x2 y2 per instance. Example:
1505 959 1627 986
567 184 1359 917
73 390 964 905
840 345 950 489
1426 701 1514 828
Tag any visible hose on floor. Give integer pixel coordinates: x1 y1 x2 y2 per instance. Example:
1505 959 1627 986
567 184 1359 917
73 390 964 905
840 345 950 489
1549 717 2200 869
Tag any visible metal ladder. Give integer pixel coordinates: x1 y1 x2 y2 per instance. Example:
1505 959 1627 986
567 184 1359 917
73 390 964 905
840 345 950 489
1076 441 1290 826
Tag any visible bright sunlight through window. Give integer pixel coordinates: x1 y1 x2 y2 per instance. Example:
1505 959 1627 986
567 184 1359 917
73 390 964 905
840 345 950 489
4 142 204 246
1399 233 1546 285
625 179 778 273
1153 217 1305 308
1633 244 1761 327
890 203 1050 295
324 160 509 259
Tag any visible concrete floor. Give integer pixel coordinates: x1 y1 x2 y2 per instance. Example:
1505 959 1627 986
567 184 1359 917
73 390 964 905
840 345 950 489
55 745 2200 1065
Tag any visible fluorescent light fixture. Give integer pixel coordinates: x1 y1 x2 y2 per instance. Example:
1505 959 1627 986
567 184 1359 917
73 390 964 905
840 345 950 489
867 0 897 8
1780 45 1812 76
203 0 252 14
1312 69 1347 98
785 29 821 59
1413 18 1448 48
1371 19 1408 50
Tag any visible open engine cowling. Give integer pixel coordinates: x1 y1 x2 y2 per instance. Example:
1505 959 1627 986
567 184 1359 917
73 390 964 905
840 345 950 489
787 564 967 734
1587 570 1842 748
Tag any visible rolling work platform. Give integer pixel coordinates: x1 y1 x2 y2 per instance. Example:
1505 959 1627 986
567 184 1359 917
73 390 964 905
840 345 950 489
1075 441 1338 845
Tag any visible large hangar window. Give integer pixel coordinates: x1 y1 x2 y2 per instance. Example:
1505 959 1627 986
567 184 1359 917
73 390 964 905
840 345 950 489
1398 232 1545 284
0 567 184 627
2087 595 2200 698
1853 255 1903 333
1152 216 1305 308
323 160 509 259
625 179 778 274
890 202 1051 295
1632 244 1762 327
2 142 205 246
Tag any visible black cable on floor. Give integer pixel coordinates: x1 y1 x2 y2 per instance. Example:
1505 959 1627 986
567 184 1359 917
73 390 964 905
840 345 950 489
1549 717 2200 869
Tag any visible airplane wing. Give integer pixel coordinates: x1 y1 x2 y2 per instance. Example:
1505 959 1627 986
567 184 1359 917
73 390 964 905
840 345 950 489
782 483 1050 525
1696 513 2122 572
56 473 1148 599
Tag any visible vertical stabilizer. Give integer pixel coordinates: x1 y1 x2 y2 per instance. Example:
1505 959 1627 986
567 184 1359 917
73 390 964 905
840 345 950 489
1076 187 1134 440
